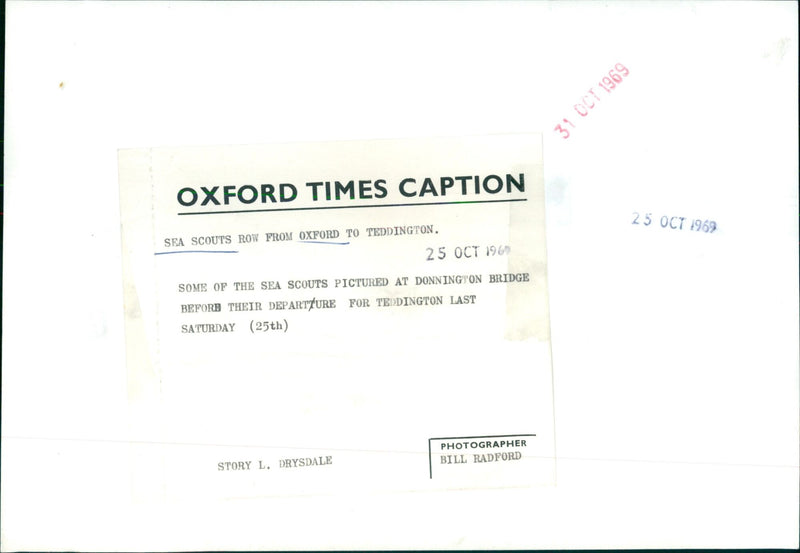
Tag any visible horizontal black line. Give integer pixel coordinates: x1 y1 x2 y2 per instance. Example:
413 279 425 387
178 198 526 216
429 434 537 441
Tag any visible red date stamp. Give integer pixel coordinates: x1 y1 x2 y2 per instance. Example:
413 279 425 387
553 63 630 139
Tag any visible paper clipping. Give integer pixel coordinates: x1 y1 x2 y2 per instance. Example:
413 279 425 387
118 134 555 500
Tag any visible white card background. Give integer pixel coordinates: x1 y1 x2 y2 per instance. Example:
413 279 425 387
2 1 798 550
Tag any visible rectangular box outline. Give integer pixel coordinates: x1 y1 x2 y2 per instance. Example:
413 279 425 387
428 433 537 479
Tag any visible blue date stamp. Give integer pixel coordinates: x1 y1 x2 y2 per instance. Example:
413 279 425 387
632 212 718 233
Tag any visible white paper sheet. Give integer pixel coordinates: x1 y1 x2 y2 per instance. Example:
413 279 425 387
2 1 798 550
117 134 556 499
